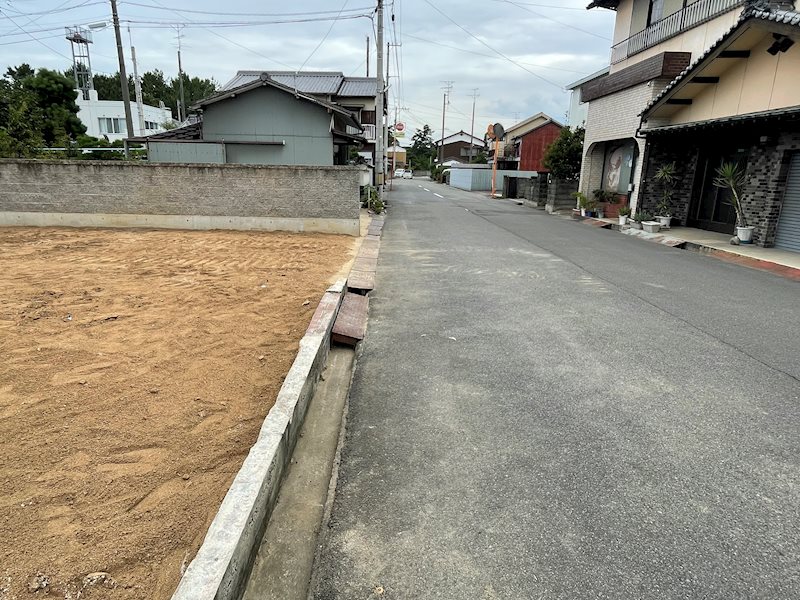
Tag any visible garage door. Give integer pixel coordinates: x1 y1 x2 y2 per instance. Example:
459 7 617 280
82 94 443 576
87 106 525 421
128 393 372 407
775 153 800 252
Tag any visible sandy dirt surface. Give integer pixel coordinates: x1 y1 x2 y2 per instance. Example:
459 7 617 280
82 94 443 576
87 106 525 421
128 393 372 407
0 226 357 599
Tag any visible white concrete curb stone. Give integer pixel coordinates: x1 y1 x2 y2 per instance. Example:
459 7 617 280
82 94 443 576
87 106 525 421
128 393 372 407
171 280 347 600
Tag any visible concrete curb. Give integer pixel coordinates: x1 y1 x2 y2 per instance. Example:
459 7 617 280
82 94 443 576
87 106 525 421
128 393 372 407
171 280 347 600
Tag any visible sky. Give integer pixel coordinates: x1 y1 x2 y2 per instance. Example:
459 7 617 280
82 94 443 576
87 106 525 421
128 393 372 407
0 0 615 142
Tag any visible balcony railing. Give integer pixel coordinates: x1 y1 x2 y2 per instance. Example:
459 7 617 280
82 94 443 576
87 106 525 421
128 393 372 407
347 123 376 140
610 0 744 64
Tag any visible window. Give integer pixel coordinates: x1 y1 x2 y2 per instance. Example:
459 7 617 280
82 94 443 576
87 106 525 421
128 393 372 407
647 0 665 25
145 121 158 130
601 141 636 195
98 117 126 134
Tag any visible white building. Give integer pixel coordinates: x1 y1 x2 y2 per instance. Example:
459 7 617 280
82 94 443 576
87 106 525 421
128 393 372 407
75 89 173 142
565 67 609 128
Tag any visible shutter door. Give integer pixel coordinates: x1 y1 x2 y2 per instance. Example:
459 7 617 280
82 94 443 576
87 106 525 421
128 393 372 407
775 153 800 252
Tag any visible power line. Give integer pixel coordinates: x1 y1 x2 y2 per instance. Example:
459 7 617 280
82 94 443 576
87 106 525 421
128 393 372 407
489 0 589 10
0 8 72 59
404 33 592 76
142 0 295 70
297 0 350 72
0 0 104 20
421 0 567 91
498 0 611 41
119 2 375 18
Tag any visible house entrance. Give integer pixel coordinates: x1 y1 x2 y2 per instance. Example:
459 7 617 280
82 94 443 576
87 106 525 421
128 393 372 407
687 148 748 235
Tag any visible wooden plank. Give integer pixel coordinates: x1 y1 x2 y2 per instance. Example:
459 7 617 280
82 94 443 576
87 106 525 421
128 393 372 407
332 292 369 346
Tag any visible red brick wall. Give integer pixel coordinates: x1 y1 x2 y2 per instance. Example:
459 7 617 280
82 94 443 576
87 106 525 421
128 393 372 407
519 123 562 172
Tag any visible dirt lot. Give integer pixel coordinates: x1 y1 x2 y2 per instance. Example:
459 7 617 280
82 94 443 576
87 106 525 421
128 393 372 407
0 226 357 599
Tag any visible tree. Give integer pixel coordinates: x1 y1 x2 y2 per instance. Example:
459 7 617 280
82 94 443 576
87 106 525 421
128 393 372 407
0 86 43 157
408 124 436 170
543 126 585 180
24 69 86 145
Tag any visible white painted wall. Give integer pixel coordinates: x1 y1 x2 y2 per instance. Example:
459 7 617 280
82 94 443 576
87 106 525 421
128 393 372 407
75 90 173 141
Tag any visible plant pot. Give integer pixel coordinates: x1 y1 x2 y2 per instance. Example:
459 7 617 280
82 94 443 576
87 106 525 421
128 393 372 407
580 208 586 217
631 221 642 230
736 226 755 244
596 209 605 219
618 215 628 226
656 215 671 229
642 221 661 234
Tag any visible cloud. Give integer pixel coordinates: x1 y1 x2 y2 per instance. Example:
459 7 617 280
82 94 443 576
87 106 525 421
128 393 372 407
1 0 614 137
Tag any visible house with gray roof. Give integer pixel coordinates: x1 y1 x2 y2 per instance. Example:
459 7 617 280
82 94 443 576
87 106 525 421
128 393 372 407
221 71 379 164
130 73 366 167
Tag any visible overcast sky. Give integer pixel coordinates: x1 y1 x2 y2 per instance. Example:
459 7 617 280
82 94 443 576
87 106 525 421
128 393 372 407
0 0 615 141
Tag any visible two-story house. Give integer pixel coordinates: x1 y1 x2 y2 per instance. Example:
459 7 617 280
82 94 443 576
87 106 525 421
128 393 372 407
636 2 800 250
577 0 754 210
219 71 378 165
435 131 488 165
500 113 563 172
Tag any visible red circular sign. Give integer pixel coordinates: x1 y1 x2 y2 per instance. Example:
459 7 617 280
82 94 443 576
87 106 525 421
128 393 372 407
395 122 405 132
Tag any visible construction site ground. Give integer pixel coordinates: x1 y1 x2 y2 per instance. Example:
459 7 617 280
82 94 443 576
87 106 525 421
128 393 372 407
0 226 356 600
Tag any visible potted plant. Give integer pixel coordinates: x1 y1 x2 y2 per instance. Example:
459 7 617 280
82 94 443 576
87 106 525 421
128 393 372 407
631 210 652 230
618 205 631 226
586 199 597 218
713 162 754 243
654 162 676 229
574 192 589 217
642 219 661 234
592 189 618 219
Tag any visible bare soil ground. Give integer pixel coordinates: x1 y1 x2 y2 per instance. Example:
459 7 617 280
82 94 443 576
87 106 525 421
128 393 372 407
0 227 357 599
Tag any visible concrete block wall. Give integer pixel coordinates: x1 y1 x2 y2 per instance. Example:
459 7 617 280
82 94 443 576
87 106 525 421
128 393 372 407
0 160 361 234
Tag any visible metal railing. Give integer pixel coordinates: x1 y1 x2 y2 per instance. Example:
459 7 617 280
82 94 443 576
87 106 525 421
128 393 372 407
610 0 744 64
347 123 377 140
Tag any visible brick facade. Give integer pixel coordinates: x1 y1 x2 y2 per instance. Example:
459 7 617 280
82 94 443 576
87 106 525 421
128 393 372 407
638 121 800 247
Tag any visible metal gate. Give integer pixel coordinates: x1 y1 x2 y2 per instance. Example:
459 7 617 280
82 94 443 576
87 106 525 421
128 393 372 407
775 153 800 253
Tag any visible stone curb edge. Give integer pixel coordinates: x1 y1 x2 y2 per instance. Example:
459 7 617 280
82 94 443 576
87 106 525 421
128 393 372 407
171 279 348 600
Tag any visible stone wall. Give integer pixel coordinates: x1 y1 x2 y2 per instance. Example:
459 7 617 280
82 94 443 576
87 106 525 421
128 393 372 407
0 160 361 235
547 179 579 211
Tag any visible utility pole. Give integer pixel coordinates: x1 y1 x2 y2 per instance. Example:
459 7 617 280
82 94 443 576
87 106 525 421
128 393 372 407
439 81 453 164
384 40 390 188
375 0 385 195
176 25 186 123
366 36 370 77
110 0 133 153
469 88 479 163
129 27 145 137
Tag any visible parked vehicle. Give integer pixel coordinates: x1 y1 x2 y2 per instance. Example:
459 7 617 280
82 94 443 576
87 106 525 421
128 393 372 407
402 170 413 179
394 168 405 178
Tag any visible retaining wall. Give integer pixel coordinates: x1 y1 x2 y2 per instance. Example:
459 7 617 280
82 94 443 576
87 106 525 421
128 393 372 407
0 159 361 235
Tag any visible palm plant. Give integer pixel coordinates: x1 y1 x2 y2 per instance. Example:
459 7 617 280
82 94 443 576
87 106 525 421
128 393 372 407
713 162 747 227
654 161 677 216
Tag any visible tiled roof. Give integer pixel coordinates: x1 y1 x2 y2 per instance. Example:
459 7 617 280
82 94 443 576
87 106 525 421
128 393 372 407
128 121 201 143
338 77 377 97
221 71 378 98
642 104 800 134
192 74 362 131
221 71 345 94
641 6 800 118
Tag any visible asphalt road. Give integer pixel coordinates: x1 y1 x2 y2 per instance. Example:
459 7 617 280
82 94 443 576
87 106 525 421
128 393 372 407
311 179 800 600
